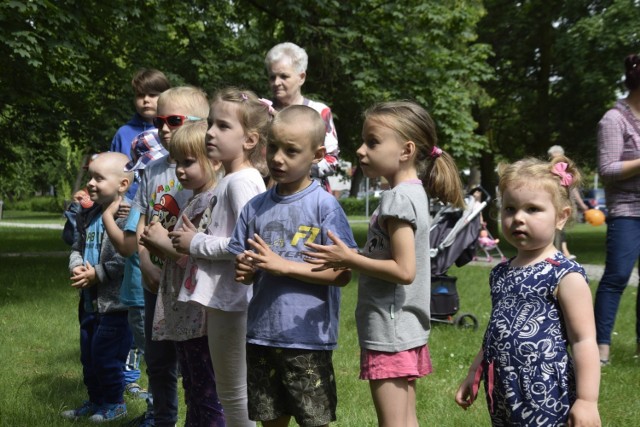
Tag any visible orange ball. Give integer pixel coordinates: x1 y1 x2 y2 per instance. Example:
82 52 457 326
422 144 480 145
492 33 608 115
585 209 605 226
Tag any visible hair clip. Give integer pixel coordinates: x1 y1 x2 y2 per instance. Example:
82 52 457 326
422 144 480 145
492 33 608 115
430 146 442 159
258 98 277 116
241 93 248 101
551 162 573 187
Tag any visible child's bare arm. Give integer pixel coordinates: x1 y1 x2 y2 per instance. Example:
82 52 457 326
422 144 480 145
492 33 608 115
102 200 138 257
244 234 351 286
558 272 601 426
136 215 161 293
304 218 416 284
455 349 484 410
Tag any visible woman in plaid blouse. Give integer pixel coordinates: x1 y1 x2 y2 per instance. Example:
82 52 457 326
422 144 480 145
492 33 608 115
594 53 640 366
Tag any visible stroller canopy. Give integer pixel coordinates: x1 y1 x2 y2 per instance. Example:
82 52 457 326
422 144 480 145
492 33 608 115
430 195 485 276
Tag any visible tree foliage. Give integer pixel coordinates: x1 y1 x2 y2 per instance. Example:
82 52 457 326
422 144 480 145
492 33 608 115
0 0 490 200
478 0 640 167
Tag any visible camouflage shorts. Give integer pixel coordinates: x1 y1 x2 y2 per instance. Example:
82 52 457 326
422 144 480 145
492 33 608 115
246 344 337 427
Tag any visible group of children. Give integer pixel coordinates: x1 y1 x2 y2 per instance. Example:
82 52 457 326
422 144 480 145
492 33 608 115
62 67 602 427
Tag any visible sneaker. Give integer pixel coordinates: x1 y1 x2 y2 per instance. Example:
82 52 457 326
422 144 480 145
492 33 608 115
125 382 150 400
88 402 127 423
61 400 99 420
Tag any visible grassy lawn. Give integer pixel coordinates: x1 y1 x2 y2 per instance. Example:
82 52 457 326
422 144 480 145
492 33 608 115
0 210 66 225
0 217 637 425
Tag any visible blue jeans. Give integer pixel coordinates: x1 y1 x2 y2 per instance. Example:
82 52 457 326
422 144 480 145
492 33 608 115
79 307 132 405
594 217 640 345
123 306 145 385
144 289 179 427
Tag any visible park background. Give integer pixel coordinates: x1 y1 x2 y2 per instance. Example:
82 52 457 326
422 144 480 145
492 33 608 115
2 0 640 425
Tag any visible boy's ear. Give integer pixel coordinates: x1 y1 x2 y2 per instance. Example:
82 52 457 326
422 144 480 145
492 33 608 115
118 177 131 195
312 145 326 164
400 140 416 162
244 132 259 151
556 206 571 231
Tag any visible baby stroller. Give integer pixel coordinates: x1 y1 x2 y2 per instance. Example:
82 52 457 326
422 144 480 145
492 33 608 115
429 187 488 330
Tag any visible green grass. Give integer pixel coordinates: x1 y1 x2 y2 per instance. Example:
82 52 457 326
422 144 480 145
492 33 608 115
0 217 637 425
1 210 66 225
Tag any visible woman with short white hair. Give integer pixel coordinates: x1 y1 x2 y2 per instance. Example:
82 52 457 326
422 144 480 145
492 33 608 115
265 42 340 191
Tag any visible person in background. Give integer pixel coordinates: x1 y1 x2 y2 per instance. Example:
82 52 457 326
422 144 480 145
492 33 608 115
265 42 339 191
594 53 640 366
110 69 171 400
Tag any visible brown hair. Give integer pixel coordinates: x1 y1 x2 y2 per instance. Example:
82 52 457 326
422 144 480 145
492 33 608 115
364 101 465 208
498 156 583 222
624 54 640 91
210 88 273 173
131 68 171 95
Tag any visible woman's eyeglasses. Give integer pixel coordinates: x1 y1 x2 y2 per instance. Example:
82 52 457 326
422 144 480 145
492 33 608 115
153 115 203 129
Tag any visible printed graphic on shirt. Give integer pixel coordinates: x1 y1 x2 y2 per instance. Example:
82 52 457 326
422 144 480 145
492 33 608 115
261 220 320 260
178 194 218 295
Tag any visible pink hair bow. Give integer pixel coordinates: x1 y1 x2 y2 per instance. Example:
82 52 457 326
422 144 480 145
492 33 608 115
258 98 277 116
552 162 573 187
430 146 442 159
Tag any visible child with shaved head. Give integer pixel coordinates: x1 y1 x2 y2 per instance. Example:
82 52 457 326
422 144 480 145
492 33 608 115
62 152 135 422
229 105 357 426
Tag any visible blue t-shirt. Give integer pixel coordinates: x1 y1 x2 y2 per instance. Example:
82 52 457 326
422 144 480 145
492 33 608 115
111 113 155 199
120 206 143 307
82 214 104 313
228 182 357 350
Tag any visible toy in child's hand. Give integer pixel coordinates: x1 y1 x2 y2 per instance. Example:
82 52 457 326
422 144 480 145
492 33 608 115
478 230 499 249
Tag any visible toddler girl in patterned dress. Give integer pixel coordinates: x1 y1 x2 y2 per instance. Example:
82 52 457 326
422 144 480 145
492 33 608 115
455 157 601 427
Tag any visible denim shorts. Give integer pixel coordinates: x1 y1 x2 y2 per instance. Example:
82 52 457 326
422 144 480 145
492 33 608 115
360 344 432 381
246 344 336 427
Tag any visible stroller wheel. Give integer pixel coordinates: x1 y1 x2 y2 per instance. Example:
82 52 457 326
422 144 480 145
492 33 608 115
455 313 478 331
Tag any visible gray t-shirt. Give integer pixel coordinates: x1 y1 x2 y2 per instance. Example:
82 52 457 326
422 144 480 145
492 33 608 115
356 181 431 352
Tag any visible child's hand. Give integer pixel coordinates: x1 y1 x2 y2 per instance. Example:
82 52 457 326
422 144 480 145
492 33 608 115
116 199 131 219
140 221 169 254
454 374 478 410
302 230 354 271
70 262 97 288
244 234 288 276
103 196 122 219
169 215 197 254
567 399 600 426
234 253 256 285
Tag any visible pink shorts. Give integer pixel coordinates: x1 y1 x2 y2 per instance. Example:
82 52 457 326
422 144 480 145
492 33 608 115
359 344 433 381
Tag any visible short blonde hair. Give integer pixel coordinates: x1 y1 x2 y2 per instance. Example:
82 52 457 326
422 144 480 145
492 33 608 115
169 122 216 187
498 156 582 220
158 86 209 119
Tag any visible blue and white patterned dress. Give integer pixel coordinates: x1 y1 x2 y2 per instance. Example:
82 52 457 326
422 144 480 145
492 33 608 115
480 252 588 426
